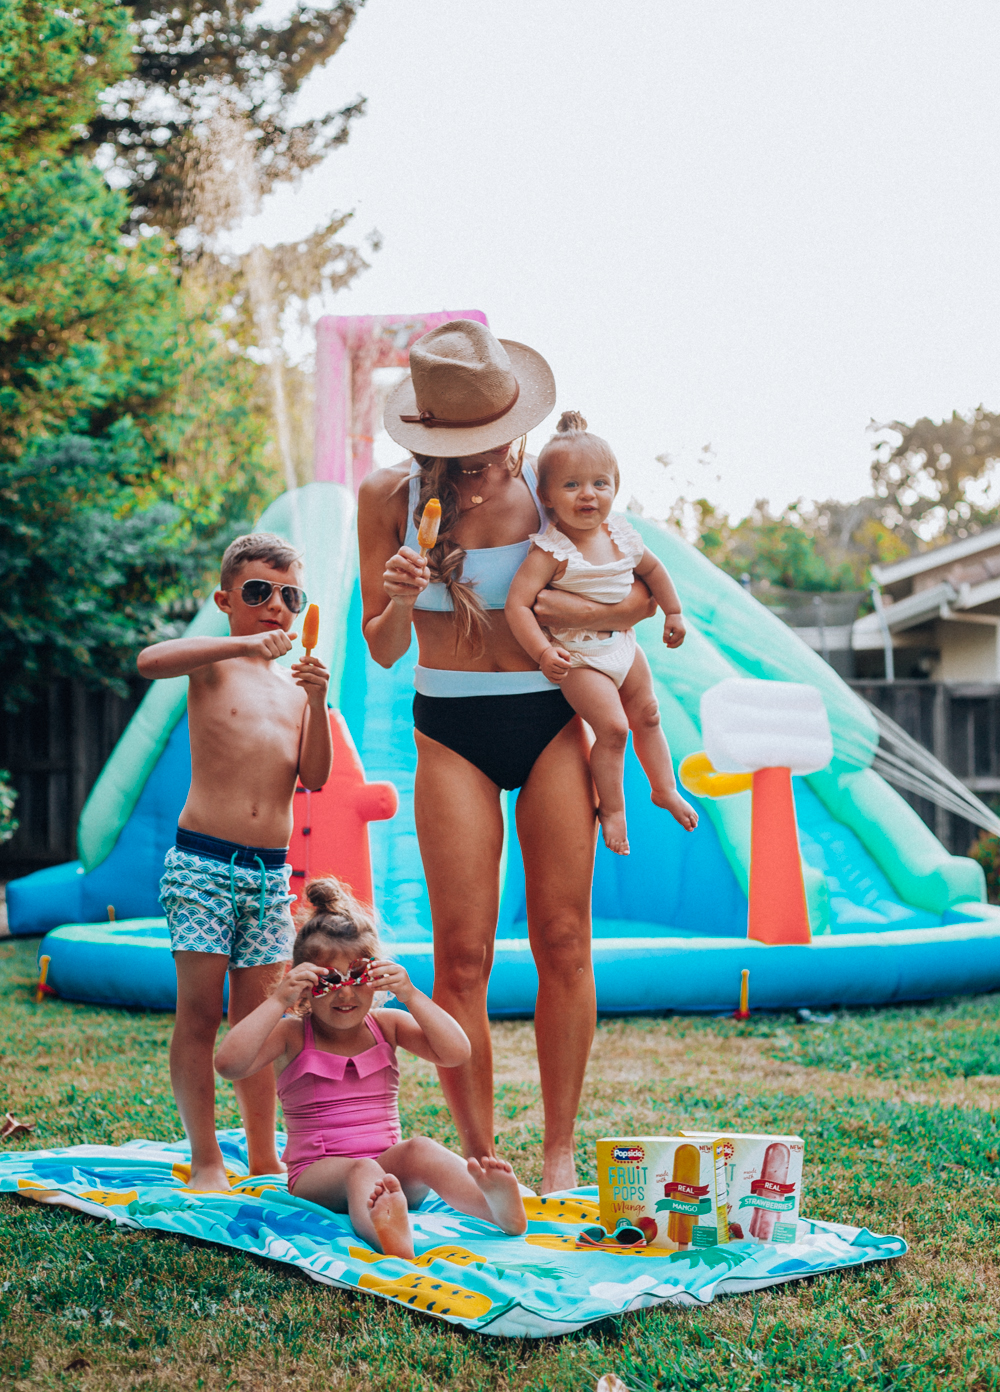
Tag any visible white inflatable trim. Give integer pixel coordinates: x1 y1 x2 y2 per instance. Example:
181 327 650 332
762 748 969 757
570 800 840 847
701 678 833 775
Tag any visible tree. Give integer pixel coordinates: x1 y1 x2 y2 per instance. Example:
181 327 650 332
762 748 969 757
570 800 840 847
73 0 368 230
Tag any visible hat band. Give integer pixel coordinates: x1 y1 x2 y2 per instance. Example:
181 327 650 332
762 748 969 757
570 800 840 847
400 379 520 429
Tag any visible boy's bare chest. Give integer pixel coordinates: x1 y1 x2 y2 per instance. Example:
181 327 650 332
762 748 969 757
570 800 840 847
191 664 304 751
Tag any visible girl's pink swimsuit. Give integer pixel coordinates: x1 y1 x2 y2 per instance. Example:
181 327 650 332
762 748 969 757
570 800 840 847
277 1013 402 1190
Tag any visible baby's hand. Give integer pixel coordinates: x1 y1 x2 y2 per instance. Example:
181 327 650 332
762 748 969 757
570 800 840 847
662 613 686 648
274 962 327 1009
242 629 295 661
291 655 330 707
366 958 414 1004
539 645 572 682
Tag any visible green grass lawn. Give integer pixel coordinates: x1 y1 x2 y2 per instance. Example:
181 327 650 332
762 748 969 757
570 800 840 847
2 934 1000 1391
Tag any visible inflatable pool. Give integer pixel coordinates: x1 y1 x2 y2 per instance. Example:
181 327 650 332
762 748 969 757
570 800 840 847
11 482 1000 1012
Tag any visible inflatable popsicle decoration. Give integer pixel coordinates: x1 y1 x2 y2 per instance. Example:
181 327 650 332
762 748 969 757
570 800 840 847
301 604 320 657
680 678 832 947
417 498 442 555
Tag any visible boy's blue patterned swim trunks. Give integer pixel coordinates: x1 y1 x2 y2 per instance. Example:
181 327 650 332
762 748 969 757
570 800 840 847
159 828 295 967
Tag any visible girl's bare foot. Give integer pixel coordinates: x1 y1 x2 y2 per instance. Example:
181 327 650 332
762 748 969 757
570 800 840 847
598 807 629 855
467 1157 528 1235
652 788 699 831
368 1174 414 1259
183 1162 231 1193
541 1146 578 1195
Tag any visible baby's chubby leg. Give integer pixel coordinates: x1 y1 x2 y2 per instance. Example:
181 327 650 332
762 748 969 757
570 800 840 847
379 1136 527 1236
619 650 698 831
291 1155 414 1256
559 667 631 855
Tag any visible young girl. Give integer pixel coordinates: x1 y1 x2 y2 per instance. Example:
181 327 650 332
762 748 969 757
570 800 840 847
215 878 528 1259
505 412 699 856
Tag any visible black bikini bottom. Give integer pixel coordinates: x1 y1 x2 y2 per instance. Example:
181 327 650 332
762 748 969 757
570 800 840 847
413 689 576 790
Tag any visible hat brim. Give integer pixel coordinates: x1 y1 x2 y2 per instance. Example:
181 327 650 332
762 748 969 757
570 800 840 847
383 339 556 457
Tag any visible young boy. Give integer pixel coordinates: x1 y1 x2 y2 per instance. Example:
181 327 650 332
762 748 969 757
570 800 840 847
138 533 333 1190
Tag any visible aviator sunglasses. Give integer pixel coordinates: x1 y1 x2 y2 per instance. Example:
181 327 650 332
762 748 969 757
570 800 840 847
311 957 375 997
225 579 309 614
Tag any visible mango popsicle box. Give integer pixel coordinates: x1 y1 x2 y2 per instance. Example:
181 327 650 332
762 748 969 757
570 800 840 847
683 1131 805 1243
596 1137 730 1251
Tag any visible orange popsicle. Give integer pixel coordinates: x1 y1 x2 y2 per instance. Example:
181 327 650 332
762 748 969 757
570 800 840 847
666 1143 702 1248
417 498 442 555
301 603 320 657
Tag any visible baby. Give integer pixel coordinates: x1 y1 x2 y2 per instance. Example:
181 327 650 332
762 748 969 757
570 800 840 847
215 877 528 1259
506 412 698 855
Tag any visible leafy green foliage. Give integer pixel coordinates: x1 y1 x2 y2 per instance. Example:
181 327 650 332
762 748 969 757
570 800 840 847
0 0 131 187
872 407 1000 545
75 0 367 230
0 769 18 843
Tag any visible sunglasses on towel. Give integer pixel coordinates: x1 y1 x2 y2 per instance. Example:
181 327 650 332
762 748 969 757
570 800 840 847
576 1219 647 1248
311 957 375 996
225 579 308 613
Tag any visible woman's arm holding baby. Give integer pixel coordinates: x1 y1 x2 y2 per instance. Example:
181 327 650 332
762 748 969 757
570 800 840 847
532 577 656 635
369 961 471 1068
215 963 327 1079
634 549 686 647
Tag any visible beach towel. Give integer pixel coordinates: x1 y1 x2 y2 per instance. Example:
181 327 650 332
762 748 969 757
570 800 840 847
0 1131 906 1338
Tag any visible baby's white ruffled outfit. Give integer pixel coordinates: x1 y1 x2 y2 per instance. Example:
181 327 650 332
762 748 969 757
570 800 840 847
529 514 645 689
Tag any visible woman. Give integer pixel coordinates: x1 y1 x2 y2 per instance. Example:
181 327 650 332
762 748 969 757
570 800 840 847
357 320 653 1192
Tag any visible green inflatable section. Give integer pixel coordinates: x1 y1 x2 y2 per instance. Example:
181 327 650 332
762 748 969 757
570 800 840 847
77 483 358 872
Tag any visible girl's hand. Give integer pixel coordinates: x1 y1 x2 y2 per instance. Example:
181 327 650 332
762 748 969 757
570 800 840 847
367 958 415 1004
384 546 431 608
662 613 686 648
274 962 328 1010
539 644 572 682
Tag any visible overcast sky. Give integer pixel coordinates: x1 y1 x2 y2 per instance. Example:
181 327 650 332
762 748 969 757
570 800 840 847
236 0 1000 521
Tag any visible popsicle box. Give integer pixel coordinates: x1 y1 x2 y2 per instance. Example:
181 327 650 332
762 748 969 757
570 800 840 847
596 1136 730 1251
682 1131 804 1243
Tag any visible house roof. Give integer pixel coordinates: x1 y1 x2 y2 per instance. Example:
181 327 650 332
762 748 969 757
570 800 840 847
872 524 1000 586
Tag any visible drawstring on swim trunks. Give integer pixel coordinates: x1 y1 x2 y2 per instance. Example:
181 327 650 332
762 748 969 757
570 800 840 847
229 851 268 931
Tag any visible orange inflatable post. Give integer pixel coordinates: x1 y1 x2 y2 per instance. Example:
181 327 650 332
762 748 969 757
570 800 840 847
748 766 811 945
288 710 398 910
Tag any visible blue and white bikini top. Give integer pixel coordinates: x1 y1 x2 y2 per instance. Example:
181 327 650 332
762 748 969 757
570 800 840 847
404 464 545 611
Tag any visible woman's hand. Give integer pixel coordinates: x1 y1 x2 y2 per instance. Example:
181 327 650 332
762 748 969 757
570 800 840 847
383 546 431 608
367 958 416 1005
273 962 328 1011
539 644 572 682
662 613 686 648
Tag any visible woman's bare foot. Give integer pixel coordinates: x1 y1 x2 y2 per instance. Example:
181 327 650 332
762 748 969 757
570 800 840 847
184 1162 231 1193
467 1156 528 1235
652 787 699 831
541 1146 578 1195
368 1174 414 1259
598 807 629 855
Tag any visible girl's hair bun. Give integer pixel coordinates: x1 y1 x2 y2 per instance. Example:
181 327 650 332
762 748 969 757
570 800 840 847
293 875 383 969
305 878 352 916
556 410 588 433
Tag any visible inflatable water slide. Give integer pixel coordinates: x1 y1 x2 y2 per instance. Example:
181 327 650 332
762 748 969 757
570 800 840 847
10 304 1000 1012
10 473 1000 1013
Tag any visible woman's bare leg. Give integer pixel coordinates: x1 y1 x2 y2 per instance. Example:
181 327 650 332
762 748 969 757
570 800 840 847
415 731 505 1160
560 667 631 854
618 650 698 830
517 716 598 1193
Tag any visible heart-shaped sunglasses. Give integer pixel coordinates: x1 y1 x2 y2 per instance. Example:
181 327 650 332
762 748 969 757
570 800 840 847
311 957 375 997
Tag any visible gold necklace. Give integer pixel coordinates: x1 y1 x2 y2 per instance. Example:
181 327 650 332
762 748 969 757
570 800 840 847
454 463 491 507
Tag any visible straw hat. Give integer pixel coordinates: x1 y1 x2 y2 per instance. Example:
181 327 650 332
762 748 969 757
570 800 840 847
384 319 556 457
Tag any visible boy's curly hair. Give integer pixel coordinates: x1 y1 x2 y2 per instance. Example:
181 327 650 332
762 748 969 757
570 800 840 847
220 533 303 589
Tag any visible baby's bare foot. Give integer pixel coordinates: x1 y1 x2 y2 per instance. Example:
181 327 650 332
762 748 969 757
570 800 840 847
598 808 630 855
467 1156 527 1235
652 788 699 831
368 1174 414 1259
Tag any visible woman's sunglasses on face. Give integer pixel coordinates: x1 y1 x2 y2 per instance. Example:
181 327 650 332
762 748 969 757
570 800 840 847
226 580 308 614
311 958 375 997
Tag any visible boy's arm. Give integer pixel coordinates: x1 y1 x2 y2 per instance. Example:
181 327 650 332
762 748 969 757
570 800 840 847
137 630 294 680
635 548 686 646
292 657 333 791
505 547 563 663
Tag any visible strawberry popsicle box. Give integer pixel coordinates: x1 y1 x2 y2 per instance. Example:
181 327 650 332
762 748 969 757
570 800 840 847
683 1131 804 1243
596 1136 730 1251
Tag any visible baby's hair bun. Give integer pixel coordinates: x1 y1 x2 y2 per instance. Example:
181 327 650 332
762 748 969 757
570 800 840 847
556 410 588 433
